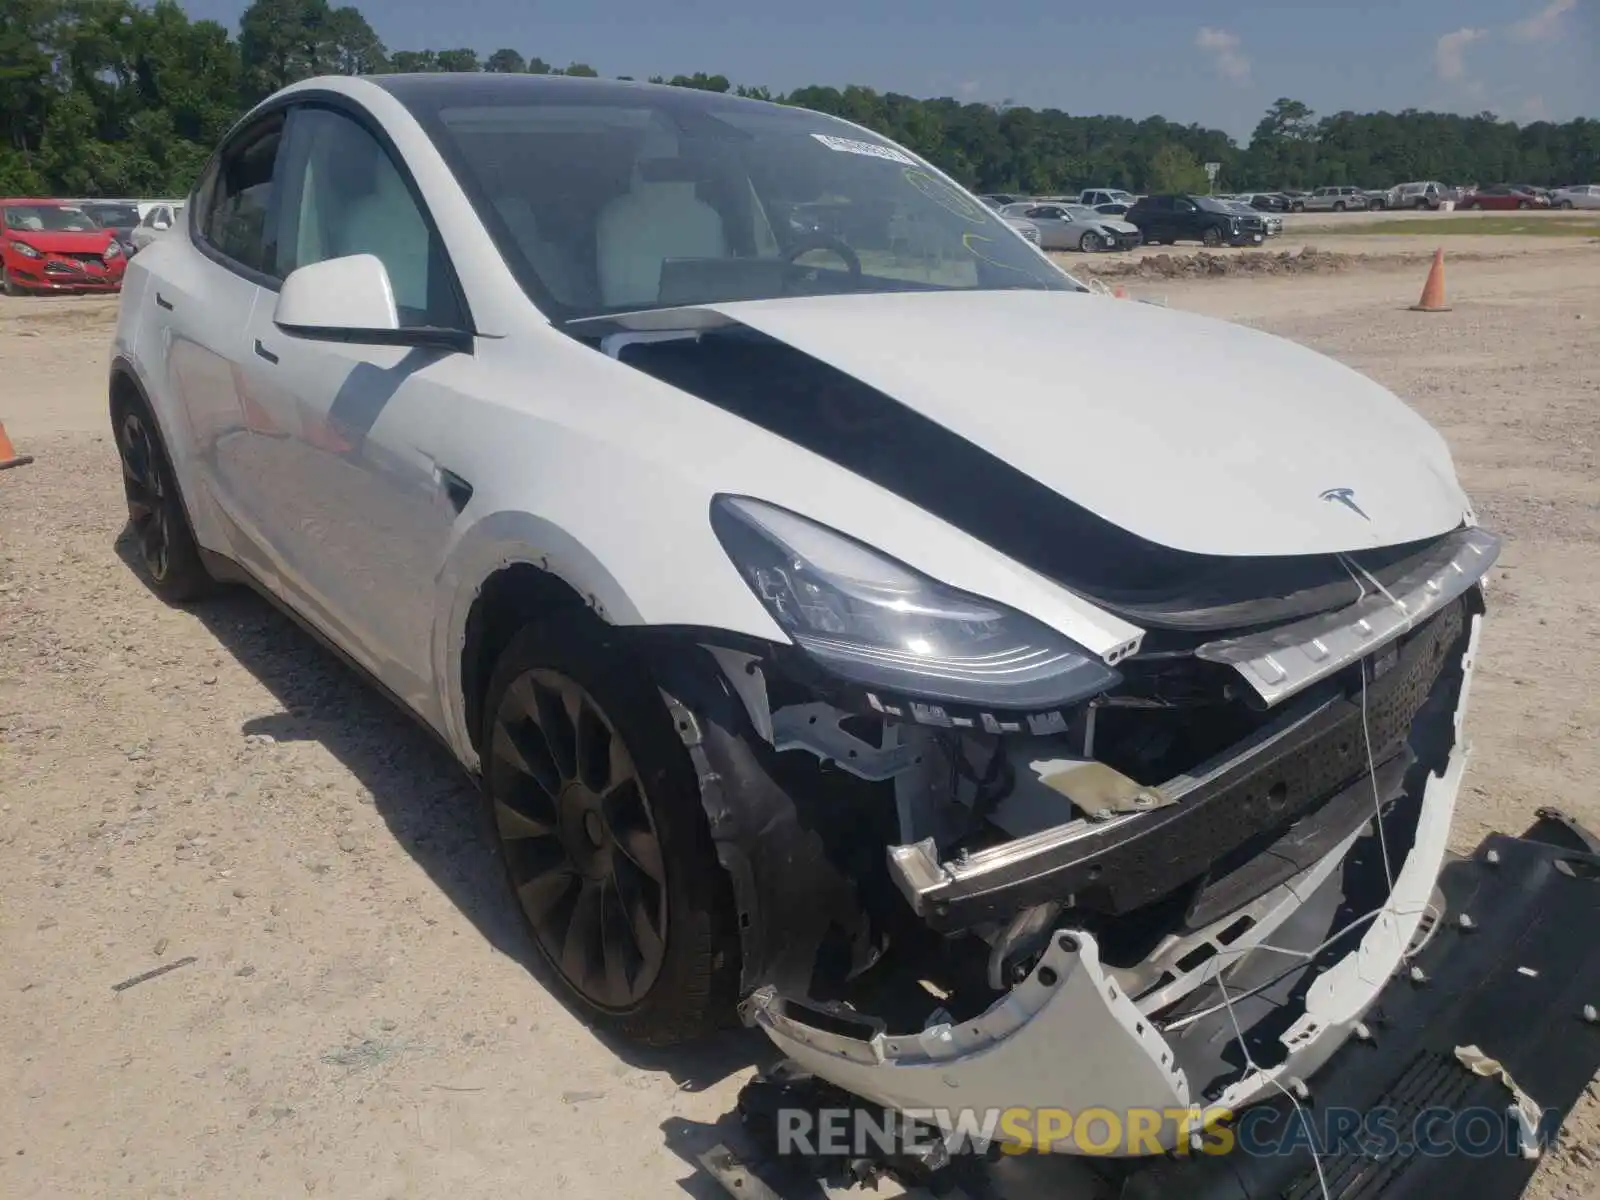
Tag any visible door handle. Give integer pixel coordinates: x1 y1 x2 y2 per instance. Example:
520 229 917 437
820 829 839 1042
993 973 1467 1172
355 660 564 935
435 467 474 514
154 291 174 311
253 339 279 365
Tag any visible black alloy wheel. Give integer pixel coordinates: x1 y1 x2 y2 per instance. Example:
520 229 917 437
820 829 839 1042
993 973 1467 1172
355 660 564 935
487 668 670 1012
114 400 211 601
118 408 173 582
1202 226 1223 247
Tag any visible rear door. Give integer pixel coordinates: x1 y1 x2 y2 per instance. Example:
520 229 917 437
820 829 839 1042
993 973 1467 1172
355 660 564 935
232 100 475 704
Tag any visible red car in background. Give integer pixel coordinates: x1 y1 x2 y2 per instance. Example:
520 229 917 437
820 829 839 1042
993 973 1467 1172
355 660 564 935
1 199 126 295
1460 184 1552 211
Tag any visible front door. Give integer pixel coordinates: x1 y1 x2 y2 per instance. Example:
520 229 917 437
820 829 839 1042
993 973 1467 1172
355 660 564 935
232 101 475 710
167 111 289 590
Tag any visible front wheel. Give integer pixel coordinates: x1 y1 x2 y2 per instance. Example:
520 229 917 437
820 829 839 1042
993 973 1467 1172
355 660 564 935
1557 200 1574 210
1201 227 1222 248
1291 202 1305 212
1 271 21 298
480 618 739 1045
1517 200 1532 210
1079 231 1104 252
113 393 214 602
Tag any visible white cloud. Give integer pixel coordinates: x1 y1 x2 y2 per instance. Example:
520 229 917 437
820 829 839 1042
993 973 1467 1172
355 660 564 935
1195 27 1251 84
1435 28 1488 81
1512 0 1578 41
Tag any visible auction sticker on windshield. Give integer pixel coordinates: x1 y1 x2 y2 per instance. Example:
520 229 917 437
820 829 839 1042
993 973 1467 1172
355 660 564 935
811 133 916 165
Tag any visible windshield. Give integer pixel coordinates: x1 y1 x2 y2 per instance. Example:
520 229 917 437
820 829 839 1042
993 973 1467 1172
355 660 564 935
84 203 140 228
1193 197 1235 214
3 205 100 233
399 85 1073 320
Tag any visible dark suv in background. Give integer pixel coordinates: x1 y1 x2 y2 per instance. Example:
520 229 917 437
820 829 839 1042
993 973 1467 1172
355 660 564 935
1126 193 1266 247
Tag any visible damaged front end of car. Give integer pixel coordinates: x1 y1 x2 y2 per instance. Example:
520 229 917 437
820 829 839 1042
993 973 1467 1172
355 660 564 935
645 510 1504 1159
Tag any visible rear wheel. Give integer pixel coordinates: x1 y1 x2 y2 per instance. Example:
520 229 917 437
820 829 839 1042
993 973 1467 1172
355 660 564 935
1333 201 1346 212
1517 200 1531 210
480 618 738 1045
113 392 213 602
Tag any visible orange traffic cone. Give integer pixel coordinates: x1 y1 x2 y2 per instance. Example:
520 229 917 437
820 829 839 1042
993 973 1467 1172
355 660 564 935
0 419 33 470
1410 248 1452 313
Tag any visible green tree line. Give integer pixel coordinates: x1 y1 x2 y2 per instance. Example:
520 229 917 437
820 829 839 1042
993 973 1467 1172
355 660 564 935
2 0 1596 200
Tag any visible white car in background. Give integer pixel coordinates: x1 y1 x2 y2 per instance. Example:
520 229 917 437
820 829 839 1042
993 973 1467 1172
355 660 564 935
1301 185 1370 212
1551 184 1600 210
1000 201 1142 251
1221 198 1284 236
112 73 1500 1162
129 202 185 253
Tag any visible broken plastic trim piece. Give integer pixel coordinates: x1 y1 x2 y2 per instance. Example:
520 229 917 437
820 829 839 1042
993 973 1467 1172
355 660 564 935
1197 526 1498 707
743 928 1196 1155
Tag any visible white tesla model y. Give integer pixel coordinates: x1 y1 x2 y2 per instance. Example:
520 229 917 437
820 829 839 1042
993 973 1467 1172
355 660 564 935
111 74 1497 1152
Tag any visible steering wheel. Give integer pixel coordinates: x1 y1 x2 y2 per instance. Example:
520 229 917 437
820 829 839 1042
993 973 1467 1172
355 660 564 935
782 235 862 283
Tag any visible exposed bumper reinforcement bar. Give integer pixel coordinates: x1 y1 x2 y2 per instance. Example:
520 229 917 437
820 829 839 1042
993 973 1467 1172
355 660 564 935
889 597 1467 930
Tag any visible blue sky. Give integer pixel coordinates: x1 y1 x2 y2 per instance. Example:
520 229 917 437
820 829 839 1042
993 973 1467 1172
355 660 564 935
185 0 1597 141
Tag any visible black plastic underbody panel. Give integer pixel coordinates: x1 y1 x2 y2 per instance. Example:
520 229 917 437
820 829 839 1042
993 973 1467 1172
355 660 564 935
1119 827 1600 1200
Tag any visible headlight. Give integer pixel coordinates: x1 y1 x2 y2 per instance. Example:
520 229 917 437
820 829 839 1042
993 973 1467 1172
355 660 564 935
103 240 122 258
10 241 42 259
711 496 1120 709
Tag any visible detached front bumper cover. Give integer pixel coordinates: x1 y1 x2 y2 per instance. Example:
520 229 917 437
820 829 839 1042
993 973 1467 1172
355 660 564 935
745 610 1487 1155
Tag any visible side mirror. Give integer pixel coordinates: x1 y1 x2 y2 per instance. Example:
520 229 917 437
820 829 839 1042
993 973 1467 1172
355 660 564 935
273 254 471 352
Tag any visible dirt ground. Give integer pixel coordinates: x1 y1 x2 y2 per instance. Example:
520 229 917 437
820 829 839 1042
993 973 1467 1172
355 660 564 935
3 239 1599 1200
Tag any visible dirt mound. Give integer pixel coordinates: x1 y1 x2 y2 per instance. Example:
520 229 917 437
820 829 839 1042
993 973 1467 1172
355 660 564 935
1078 245 1357 280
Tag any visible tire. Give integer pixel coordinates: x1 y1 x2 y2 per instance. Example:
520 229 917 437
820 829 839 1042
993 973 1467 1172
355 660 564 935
1517 200 1531 210
1333 201 1346 212
1201 227 1222 248
2 271 20 298
480 615 739 1046
1416 199 1429 211
1370 199 1385 211
1558 200 1574 210
112 389 214 603
1079 231 1103 252
1291 202 1305 213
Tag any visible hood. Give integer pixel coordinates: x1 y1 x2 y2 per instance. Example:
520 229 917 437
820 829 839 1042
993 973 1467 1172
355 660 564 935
690 290 1468 558
3 228 114 255
1090 218 1140 234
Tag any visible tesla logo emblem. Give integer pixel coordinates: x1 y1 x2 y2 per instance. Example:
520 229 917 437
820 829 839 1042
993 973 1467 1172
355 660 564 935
1320 487 1371 521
